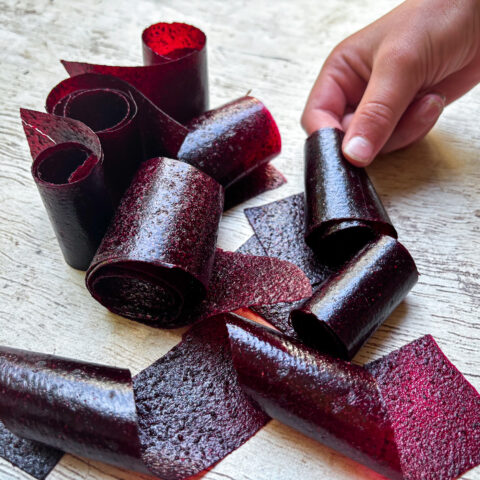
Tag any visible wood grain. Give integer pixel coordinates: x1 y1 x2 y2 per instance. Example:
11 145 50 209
0 0 479 478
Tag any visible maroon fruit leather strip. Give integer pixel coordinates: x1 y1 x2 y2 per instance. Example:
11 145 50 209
178 96 282 188
0 314 269 480
224 163 286 211
133 314 269 479
244 193 331 285
226 316 403 479
46 73 189 193
291 235 419 360
174 249 312 328
62 22 208 123
304 128 397 264
0 421 63 480
86 157 224 326
86 157 310 327
0 346 149 475
366 335 480 480
21 108 113 270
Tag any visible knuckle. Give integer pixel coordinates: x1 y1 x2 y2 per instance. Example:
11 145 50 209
379 43 420 69
358 100 397 129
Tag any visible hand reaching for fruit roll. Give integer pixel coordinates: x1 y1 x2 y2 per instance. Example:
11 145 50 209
301 0 480 166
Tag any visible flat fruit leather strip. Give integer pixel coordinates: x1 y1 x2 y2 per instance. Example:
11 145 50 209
366 335 480 479
291 236 419 360
243 195 418 360
226 316 480 480
305 128 397 264
86 157 311 327
63 22 209 124
0 315 269 480
244 193 331 285
21 108 113 270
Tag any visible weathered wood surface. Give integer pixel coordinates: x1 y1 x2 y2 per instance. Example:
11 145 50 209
0 0 479 478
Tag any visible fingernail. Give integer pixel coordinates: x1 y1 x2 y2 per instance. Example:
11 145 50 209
419 96 444 124
344 136 374 165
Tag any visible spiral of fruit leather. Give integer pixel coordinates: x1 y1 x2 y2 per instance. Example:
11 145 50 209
304 128 397 264
21 108 113 270
63 22 208 124
0 315 269 480
226 317 480 480
86 157 310 327
86 157 224 326
291 235 419 360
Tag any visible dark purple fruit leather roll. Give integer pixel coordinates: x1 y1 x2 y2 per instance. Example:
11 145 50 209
304 128 397 264
226 316 403 480
290 235 419 360
22 109 113 270
86 157 224 326
226 317 480 480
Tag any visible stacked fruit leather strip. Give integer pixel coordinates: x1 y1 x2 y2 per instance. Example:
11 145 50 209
22 21 284 270
242 127 417 359
85 157 310 328
1 314 479 480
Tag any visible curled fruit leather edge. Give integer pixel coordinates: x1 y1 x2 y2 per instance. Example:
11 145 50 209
85 157 311 328
226 316 480 480
304 128 397 265
243 194 418 360
22 21 284 270
0 314 270 480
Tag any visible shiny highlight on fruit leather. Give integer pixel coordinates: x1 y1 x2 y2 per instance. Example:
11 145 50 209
291 235 419 360
86 157 311 328
21 108 113 270
226 317 403 479
305 128 397 264
0 315 269 480
227 317 480 480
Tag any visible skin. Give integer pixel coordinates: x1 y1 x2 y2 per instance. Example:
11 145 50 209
301 0 480 166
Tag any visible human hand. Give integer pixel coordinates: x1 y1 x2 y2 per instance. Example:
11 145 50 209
301 0 480 166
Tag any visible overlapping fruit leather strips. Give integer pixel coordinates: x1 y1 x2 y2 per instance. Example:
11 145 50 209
0 315 270 480
85 157 310 328
304 128 397 264
242 193 418 359
226 316 480 480
22 21 284 270
3 315 478 480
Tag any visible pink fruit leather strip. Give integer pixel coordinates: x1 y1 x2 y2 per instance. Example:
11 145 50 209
0 315 269 480
227 316 480 480
366 335 480 480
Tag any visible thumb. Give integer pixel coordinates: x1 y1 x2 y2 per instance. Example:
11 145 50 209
342 53 420 166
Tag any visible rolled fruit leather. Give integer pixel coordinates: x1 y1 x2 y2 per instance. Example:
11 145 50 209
290 235 419 360
86 157 224 327
304 128 397 264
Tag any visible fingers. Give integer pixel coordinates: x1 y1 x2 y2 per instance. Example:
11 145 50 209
381 93 445 153
301 49 367 134
342 52 421 166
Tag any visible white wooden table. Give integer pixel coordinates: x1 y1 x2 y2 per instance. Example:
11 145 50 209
0 0 479 478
